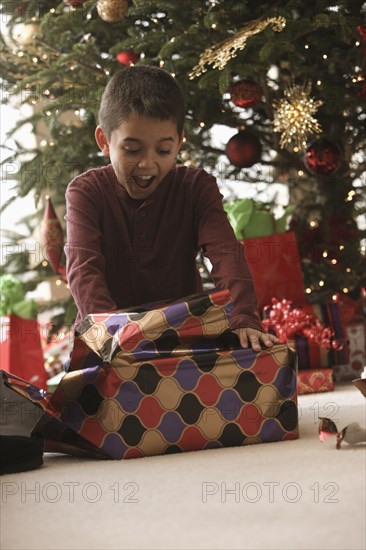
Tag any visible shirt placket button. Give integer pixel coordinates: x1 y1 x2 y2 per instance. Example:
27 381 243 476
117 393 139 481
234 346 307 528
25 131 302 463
137 209 147 244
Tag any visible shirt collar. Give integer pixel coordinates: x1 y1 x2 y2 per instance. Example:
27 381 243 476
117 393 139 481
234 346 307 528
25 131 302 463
108 163 178 205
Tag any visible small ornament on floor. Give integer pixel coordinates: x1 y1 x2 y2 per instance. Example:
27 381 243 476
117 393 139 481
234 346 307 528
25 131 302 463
352 366 366 397
319 417 366 449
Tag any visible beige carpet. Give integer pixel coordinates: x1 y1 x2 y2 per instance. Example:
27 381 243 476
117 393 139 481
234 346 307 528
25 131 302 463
1 382 365 550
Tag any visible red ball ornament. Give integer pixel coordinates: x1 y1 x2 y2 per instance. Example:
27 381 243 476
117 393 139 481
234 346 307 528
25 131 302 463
305 138 342 176
116 50 140 66
230 80 262 108
357 83 366 100
357 25 366 42
329 215 359 243
225 130 262 168
63 0 86 6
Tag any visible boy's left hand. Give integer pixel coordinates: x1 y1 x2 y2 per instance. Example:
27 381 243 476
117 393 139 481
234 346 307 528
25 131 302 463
233 328 281 352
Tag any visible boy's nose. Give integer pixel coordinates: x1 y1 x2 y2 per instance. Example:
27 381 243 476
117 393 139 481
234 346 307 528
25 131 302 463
138 152 156 168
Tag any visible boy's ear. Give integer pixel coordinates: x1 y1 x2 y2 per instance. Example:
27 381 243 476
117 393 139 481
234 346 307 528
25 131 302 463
177 129 185 151
95 126 110 156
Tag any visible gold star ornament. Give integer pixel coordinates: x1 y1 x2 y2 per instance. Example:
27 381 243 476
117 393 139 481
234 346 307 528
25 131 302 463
273 82 323 151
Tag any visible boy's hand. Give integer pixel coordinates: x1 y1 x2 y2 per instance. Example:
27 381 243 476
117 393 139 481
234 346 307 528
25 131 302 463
233 328 281 352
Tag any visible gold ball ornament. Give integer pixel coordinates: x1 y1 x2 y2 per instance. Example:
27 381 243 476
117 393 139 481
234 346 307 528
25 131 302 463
58 110 83 127
97 0 128 23
14 23 40 46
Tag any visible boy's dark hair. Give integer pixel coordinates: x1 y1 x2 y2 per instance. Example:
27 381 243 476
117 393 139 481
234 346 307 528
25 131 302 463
98 65 185 139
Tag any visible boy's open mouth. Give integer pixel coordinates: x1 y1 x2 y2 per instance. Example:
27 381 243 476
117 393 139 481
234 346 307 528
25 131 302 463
133 175 156 189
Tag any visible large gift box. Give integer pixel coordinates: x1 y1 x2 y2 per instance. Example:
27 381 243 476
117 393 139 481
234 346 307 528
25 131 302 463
1 290 298 459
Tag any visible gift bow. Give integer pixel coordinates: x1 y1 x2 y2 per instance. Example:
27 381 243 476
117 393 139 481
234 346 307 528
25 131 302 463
262 297 343 351
0 274 38 319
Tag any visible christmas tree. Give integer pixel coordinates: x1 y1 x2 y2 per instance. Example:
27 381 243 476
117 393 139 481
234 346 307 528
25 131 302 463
1 0 365 332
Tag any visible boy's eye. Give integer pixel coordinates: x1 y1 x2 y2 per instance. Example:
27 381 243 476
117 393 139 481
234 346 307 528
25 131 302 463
123 148 172 156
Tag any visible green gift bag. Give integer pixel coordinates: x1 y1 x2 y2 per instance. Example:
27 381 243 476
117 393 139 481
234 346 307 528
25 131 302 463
224 198 294 239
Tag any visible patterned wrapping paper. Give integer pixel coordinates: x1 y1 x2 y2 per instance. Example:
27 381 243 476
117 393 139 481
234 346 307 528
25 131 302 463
297 368 334 395
2 290 299 460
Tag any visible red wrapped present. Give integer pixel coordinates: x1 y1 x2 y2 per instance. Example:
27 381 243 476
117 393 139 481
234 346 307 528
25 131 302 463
240 231 305 310
1 290 299 459
1 315 48 390
262 299 348 371
297 368 334 395
293 303 348 370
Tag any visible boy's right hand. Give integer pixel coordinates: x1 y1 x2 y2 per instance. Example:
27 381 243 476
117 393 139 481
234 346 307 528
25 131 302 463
233 328 281 352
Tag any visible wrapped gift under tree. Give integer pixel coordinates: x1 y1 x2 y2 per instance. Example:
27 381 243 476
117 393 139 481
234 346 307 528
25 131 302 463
262 298 349 394
224 198 353 394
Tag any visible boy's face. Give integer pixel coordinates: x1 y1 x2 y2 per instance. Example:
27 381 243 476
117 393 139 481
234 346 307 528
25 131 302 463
95 115 184 200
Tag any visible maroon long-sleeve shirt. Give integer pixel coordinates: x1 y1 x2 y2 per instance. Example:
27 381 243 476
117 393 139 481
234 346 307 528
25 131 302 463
65 163 262 331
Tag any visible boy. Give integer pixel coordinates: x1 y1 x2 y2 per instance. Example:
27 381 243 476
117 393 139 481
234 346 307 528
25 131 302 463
65 65 279 352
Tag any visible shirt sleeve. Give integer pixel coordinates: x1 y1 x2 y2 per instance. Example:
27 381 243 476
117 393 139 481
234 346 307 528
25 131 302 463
194 171 263 332
64 173 117 322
